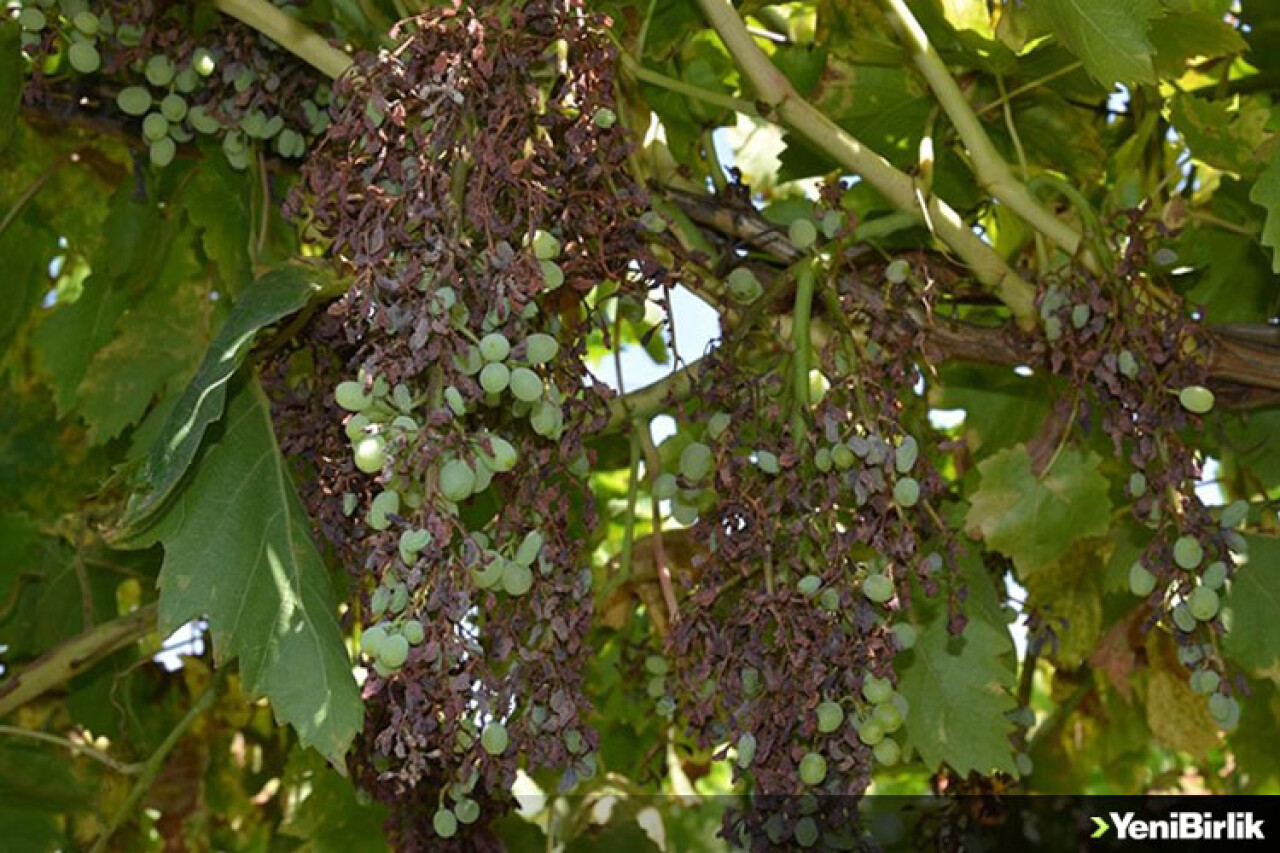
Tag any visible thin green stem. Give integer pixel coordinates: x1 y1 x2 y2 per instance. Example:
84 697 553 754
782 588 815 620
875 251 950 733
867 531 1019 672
89 673 223 853
882 0 1089 268
0 725 142 775
618 430 642 585
214 0 353 79
974 61 1083 117
621 54 758 117
694 0 1037 328
637 422 679 630
604 360 701 432
790 260 816 442
997 73 1047 272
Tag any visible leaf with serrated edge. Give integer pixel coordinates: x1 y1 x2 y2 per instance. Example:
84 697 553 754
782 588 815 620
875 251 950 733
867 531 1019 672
1035 0 1160 86
154 377 361 765
1224 535 1280 683
118 266 319 536
964 444 1111 579
1250 157 1280 273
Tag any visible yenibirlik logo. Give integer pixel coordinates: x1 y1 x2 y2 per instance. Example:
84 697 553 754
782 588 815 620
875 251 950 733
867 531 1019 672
1090 811 1265 841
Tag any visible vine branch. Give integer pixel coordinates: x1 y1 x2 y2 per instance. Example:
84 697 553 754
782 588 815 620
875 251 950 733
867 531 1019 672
214 0 354 79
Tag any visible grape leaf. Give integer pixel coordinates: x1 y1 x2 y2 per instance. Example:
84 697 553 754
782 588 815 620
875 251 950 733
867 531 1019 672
1149 10 1246 76
1034 0 1161 86
1224 535 1280 683
280 748 389 853
31 278 129 417
898 607 1017 775
1145 662 1217 759
0 20 19 154
1249 157 1280 273
965 444 1112 578
150 377 362 764
182 157 253 292
1170 92 1271 175
1022 544 1104 668
118 265 321 537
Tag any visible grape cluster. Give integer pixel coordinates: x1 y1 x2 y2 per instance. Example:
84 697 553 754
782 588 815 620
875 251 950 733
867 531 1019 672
275 3 663 847
15 0 329 169
1033 219 1244 732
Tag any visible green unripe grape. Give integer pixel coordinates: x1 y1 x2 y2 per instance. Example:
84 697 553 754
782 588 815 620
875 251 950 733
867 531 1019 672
388 583 409 613
539 260 564 290
1179 385 1215 414
863 675 892 705
1118 349 1139 379
895 436 918 474
680 442 713 482
439 460 476 503
276 128 305 158
1173 536 1203 570
479 332 510 362
755 450 780 474
893 477 920 507
1015 753 1035 777
862 573 894 603
814 447 832 473
726 267 763 303
117 22 143 45
361 624 388 655
1071 303 1090 329
379 633 409 668
142 112 170 142
433 809 458 839
400 528 430 559
797 574 822 597
736 731 757 768
832 444 855 470
531 229 561 260
68 40 101 73
188 106 221 135
646 676 666 698
892 623 918 650
160 93 187 123
873 701 903 732
116 87 152 116
192 47 216 76
815 700 844 733
789 218 818 249
471 462 493 494
260 115 284 139
671 499 698 526
653 472 678 500
885 259 909 283
1129 563 1157 597
19 8 46 31
344 414 371 442
798 752 827 786
525 333 558 364
644 655 668 675
822 210 844 239
873 738 900 766
1188 586 1219 621
592 107 616 128
807 370 829 406
707 412 732 440
530 401 563 438
1190 668 1219 695
1209 693 1240 729
73 11 98 35
817 587 840 611
1220 500 1248 529
169 65 197 93
479 362 510 394
515 530 543 566
353 437 385 474
368 490 400 531
795 817 818 848
1172 603 1197 633
509 367 543 402
1154 247 1178 266
145 55 175 87
444 386 467 416
858 718 884 745
502 561 533 596
483 435 518 472
454 798 480 824
1128 471 1147 498
1043 316 1063 341
1202 561 1227 590
481 722 509 755
148 137 175 167
471 557 505 589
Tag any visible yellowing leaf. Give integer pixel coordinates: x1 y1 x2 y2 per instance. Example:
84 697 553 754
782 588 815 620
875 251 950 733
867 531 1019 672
1035 0 1161 86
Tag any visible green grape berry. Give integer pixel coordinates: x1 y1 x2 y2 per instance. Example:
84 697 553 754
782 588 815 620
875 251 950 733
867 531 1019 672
798 752 827 786
1118 349 1139 379
736 731 757 768
388 583 409 613
814 447 832 472
444 386 467 416
797 574 822 597
145 55 175 87
831 444 855 470
807 370 829 406
892 623 918 650
483 435 518 472
862 573 894 603
1173 536 1203 570
789 218 818 249
1071 303 1090 329
479 362 510 394
822 210 844 239
1128 471 1147 498
862 676 892 705
892 477 920 508
530 401 563 438
433 809 458 839
1190 667 1220 695
817 587 840 612
1179 385 1215 414
815 700 844 733
653 472 678 500
361 624 388 656
72 11 98 35
1172 603 1197 633
755 450 780 474
1188 586 1219 621
645 655 668 675
149 137 176 168
592 107 616 128
525 333 558 364
515 530 543 566
344 414 371 442
885 259 909 283
439 460 476 503
873 701 903 732
188 106 221 135
19 8 46 31
401 620 425 645
679 442 713 482
857 718 884 745
726 267 763 303
873 738 900 766
1202 561 1227 591
192 47 216 76
509 367 543 402
379 633 409 668
454 798 480 824
368 490 400 531
707 412 732 440
160 94 187 123
895 436 918 474
481 722 509 755
479 332 510 362
531 229 560 260
116 86 152 116
1015 753 1035 777
142 112 169 142
1129 563 1157 597
795 817 818 848
539 260 564 290
502 561 534 596
1209 693 1240 729
1220 500 1249 529
353 437 386 474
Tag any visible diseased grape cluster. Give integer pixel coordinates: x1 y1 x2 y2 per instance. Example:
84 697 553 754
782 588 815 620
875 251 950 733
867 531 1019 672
15 0 330 168
1032 217 1245 731
272 3 663 847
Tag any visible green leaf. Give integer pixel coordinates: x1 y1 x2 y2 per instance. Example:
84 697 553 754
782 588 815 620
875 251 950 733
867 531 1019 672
1170 92 1271 175
119 266 321 536
1224 535 1280 683
31 278 128 417
151 377 362 764
1249 156 1280 273
183 156 253 292
280 748 389 853
964 444 1112 578
0 21 19 155
1149 10 1246 76
1034 0 1161 86
898 604 1017 775
929 365 1053 453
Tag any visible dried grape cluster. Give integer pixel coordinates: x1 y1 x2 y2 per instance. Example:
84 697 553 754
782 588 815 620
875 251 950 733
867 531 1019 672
278 3 661 847
15 0 330 168
1033 218 1246 731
